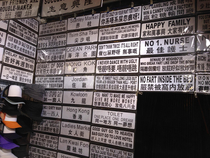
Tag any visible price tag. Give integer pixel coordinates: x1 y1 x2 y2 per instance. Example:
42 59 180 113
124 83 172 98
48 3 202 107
29 146 57 158
35 76 64 89
41 105 62 119
43 90 63 103
37 48 66 62
196 73 210 93
64 76 94 89
197 52 210 71
197 0 210 11
197 34 210 51
18 19 39 32
57 153 79 158
197 14 210 33
0 47 4 61
0 31 6 46
36 62 64 76
0 21 8 30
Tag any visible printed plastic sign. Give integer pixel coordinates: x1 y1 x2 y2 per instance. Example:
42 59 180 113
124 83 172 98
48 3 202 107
91 126 134 149
3 50 35 71
65 60 95 74
97 41 140 58
95 76 138 92
197 53 210 71
93 92 137 110
197 34 210 51
18 18 39 32
29 146 57 158
68 14 100 30
197 0 210 11
197 14 210 33
64 76 95 89
0 48 4 61
92 109 136 129
139 74 194 92
0 21 8 30
141 17 195 38
1 66 33 84
0 31 6 46
142 0 195 21
96 58 139 74
66 44 97 60
57 153 79 158
99 23 140 42
67 29 98 45
141 36 195 55
41 105 62 119
63 91 93 106
100 6 141 26
58 137 89 157
43 90 63 103
37 48 66 62
35 76 64 89
196 74 210 93
60 121 90 139
36 62 64 76
62 106 92 122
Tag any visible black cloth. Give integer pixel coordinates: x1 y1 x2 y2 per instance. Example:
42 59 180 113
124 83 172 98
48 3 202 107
23 84 45 102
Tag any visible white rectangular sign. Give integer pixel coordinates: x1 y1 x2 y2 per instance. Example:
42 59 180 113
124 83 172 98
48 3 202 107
35 76 64 89
39 20 67 36
197 34 210 51
197 0 210 11
63 91 93 106
92 109 136 129
99 23 140 42
95 76 138 92
91 126 134 149
36 62 64 76
90 144 134 158
29 146 57 158
141 36 195 55
41 105 62 119
197 53 210 71
0 21 8 30
96 58 139 74
67 29 98 45
62 106 92 122
197 14 210 33
64 76 94 89
30 132 58 150
37 48 66 62
100 6 141 26
33 119 61 134
18 18 39 32
61 121 90 139
6 34 36 58
98 41 139 58
57 153 79 158
0 47 4 61
93 92 137 110
140 55 195 73
43 90 63 103
58 137 89 157
139 74 194 92
141 17 195 38
1 66 33 84
3 49 35 71
68 13 100 30
8 20 38 45
0 31 6 46
142 0 195 21
196 74 210 93
0 0 40 20
66 44 97 60
38 33 67 49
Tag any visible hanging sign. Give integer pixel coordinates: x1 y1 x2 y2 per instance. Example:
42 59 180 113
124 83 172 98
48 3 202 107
197 34 210 51
140 55 195 73
64 76 95 89
62 106 92 122
139 74 194 92
197 53 210 71
8 20 38 45
5 34 36 58
41 105 62 119
37 48 66 62
43 90 63 103
93 92 137 110
66 44 97 60
197 0 210 11
96 58 139 74
90 144 134 158
33 119 61 134
0 47 4 61
91 126 134 149
141 17 195 38
58 137 89 157
57 153 79 158
92 109 136 129
99 23 140 42
0 31 6 46
196 74 210 93
35 76 64 89
1 66 33 84
68 13 100 30
97 41 139 58
197 14 210 33
67 29 98 45
100 6 141 26
95 76 138 92
141 36 195 55
142 0 195 21
0 21 8 30
63 91 93 106
36 62 64 76
29 146 57 158
3 49 35 71
60 121 90 139
30 132 58 150
18 18 38 32
38 33 67 49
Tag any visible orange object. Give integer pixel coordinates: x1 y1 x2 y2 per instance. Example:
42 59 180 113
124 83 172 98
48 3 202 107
0 112 22 129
